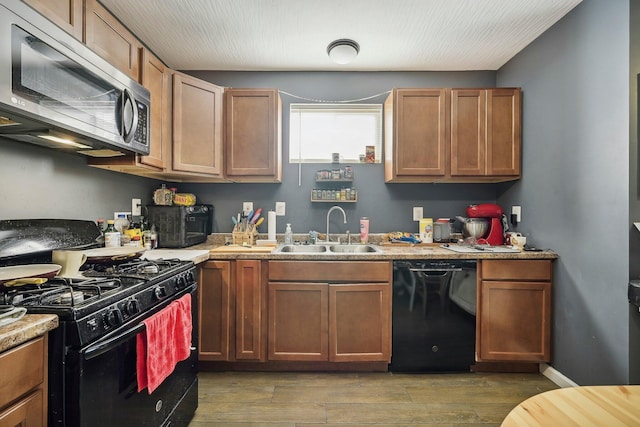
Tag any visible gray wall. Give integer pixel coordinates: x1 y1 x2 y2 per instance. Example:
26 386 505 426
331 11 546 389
497 0 630 385
179 71 498 235
630 0 640 384
0 138 159 221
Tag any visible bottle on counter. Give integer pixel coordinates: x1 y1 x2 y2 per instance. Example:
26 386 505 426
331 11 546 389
284 223 293 244
104 219 121 247
360 217 369 244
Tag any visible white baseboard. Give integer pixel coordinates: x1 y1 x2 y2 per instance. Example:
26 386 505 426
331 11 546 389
539 363 579 388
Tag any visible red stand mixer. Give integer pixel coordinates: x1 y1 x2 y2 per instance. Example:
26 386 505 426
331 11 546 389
466 203 508 246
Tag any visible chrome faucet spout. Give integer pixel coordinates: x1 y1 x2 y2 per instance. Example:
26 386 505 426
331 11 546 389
326 206 347 243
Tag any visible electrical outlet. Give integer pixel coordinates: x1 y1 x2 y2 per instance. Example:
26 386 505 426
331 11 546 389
131 198 142 216
275 201 286 216
413 207 423 221
511 205 522 223
242 202 253 214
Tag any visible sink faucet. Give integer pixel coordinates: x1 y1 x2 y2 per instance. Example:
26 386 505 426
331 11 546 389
326 206 347 243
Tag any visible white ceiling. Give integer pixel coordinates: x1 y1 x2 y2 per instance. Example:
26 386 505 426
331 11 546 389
100 0 582 72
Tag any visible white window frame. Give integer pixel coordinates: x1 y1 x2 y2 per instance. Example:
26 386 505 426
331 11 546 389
289 103 382 164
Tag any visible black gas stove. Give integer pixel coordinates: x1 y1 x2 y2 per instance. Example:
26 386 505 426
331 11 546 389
2 258 196 346
0 219 199 427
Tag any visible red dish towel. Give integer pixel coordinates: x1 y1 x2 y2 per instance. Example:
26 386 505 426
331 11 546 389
137 293 192 394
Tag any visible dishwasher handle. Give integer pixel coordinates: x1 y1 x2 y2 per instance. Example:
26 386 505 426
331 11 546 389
409 267 463 273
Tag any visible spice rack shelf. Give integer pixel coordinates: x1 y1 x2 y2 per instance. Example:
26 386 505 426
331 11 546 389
312 167 357 203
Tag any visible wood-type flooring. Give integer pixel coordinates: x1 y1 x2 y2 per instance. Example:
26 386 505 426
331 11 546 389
189 370 558 426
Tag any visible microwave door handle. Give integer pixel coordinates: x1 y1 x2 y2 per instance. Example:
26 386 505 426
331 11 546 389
118 88 139 144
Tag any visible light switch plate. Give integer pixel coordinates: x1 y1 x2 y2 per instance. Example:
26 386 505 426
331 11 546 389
511 205 522 223
131 198 141 216
275 201 286 216
413 207 423 221
243 202 253 214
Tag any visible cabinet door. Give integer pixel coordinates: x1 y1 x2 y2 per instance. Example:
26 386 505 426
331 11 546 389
23 0 83 40
451 89 486 176
199 261 233 361
384 89 448 181
329 283 391 362
268 283 328 361
225 89 282 182
84 0 140 81
486 88 521 176
477 280 551 362
172 72 224 176
138 49 170 170
235 260 265 361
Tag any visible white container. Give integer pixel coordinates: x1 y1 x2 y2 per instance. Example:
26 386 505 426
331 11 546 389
420 218 433 243
104 231 121 248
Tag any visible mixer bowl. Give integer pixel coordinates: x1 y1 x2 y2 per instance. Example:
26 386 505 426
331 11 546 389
461 218 489 239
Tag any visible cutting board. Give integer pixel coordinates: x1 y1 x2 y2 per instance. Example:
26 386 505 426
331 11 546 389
441 244 520 253
209 245 275 254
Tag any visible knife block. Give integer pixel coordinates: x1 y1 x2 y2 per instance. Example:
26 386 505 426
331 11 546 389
232 223 257 245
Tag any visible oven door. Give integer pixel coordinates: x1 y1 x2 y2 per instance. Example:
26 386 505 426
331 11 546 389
61 285 198 427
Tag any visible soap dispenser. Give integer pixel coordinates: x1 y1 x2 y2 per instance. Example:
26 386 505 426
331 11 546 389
284 223 293 244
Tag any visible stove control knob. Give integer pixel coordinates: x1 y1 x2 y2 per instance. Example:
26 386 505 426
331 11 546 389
154 286 167 300
186 271 195 284
176 275 187 290
105 308 123 327
124 299 139 316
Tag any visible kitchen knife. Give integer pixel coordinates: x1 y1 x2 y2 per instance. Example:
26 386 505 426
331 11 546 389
250 208 262 223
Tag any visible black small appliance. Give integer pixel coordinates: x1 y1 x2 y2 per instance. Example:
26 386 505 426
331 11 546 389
146 204 213 248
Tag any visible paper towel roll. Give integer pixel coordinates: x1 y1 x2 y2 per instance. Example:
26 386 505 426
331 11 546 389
268 210 276 241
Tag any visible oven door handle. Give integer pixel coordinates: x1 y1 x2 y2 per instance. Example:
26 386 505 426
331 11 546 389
83 323 145 360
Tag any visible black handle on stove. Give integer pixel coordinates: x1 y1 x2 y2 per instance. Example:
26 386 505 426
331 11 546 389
83 323 146 360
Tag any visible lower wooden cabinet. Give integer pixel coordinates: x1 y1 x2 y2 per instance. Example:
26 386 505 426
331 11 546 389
199 260 266 362
268 283 329 361
0 335 48 427
268 261 392 363
477 260 552 363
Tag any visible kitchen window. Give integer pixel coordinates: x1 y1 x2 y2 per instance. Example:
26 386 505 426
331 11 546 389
289 104 382 163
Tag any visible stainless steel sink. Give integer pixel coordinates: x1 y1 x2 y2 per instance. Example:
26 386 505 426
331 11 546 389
328 244 381 253
275 244 327 253
274 244 381 254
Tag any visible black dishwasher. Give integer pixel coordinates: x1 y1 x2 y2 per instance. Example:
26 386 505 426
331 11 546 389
390 259 477 372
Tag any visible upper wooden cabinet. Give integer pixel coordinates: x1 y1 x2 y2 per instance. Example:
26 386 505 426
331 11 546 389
384 88 449 182
385 87 521 183
451 88 521 178
477 260 552 363
84 0 141 81
171 72 225 180
88 49 171 175
224 89 282 183
22 0 83 40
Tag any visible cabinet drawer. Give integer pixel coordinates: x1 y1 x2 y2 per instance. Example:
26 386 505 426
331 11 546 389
0 389 44 427
0 336 46 409
481 260 552 281
269 261 391 282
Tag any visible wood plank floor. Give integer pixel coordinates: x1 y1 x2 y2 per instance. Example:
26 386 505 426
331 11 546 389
189 371 559 426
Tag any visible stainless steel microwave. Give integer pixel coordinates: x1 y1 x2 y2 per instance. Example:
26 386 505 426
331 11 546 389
0 0 150 156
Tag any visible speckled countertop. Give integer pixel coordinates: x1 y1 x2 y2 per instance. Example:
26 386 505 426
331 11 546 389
0 314 58 353
190 234 558 261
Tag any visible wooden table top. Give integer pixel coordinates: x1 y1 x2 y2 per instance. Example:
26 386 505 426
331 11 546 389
501 385 640 426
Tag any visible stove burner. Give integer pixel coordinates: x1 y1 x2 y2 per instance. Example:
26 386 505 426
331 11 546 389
81 258 181 280
3 277 123 308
